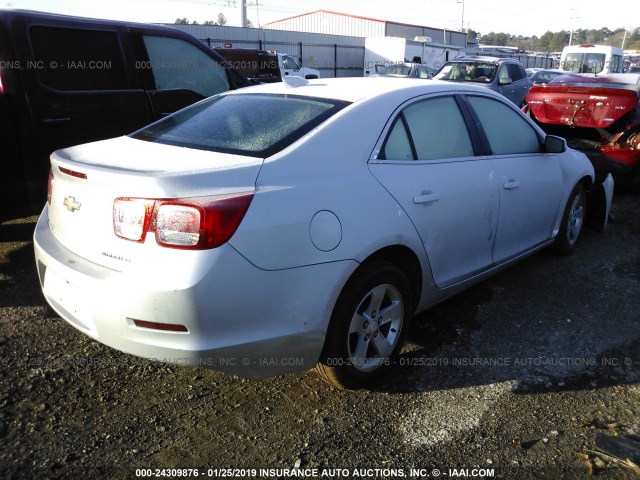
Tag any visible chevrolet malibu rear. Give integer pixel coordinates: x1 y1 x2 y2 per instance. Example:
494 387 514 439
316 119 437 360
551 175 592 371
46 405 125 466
34 89 356 379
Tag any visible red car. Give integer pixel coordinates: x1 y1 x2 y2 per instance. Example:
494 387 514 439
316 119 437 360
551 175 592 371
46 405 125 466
524 73 640 189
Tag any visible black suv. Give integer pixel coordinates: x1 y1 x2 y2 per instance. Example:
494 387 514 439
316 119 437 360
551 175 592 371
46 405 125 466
433 56 533 106
0 9 249 220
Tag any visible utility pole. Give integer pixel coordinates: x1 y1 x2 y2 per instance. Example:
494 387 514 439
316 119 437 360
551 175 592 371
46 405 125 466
457 0 465 32
240 0 247 27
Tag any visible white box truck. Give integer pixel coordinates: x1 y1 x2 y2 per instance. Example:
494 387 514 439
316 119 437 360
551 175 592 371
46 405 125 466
363 36 463 76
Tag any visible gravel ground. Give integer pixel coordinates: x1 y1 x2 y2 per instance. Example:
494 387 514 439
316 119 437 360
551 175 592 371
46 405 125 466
1 194 639 480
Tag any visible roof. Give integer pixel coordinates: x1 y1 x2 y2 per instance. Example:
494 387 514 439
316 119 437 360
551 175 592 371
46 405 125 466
449 56 519 63
224 76 502 103
264 9 386 26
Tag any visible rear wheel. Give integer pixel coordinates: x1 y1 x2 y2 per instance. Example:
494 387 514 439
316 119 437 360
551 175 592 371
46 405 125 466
315 261 413 389
553 183 586 254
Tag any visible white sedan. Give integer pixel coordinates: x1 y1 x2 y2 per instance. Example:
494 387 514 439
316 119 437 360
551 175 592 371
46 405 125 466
34 77 613 389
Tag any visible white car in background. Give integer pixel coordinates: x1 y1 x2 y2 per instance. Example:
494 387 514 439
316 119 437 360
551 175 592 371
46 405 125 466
34 77 613 389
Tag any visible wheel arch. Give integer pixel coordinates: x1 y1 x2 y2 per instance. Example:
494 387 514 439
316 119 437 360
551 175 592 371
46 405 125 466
355 244 423 315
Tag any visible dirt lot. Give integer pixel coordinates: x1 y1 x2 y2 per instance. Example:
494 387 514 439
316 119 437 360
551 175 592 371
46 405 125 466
1 194 639 480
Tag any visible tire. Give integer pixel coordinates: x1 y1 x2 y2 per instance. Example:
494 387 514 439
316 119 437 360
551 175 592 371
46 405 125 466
315 261 413 389
553 183 586 255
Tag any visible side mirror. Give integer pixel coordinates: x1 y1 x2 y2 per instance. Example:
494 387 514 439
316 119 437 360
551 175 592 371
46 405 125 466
544 135 566 153
498 78 513 86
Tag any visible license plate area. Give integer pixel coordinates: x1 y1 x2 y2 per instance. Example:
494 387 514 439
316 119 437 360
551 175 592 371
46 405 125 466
43 269 93 332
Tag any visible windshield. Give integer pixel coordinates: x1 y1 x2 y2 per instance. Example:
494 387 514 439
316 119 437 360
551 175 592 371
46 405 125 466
378 64 412 76
434 62 497 83
131 94 350 158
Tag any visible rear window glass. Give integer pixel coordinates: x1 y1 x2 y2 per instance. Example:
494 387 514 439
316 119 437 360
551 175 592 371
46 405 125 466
131 93 349 158
562 53 606 74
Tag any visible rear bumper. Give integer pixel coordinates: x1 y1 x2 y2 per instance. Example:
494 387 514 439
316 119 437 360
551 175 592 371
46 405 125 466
34 207 356 378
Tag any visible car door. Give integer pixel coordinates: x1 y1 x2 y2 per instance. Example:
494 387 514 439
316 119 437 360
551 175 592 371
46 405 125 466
15 23 152 208
369 94 500 288
465 95 563 263
508 63 532 106
281 55 302 77
496 63 519 104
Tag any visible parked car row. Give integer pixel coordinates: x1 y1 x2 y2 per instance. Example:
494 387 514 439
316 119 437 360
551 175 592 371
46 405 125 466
0 9 622 390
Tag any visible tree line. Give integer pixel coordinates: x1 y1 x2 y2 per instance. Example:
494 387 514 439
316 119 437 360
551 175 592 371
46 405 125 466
175 13 232 26
468 27 640 52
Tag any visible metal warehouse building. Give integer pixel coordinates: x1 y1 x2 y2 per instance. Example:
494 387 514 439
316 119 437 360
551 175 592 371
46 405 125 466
167 24 366 77
263 10 467 47
168 10 467 78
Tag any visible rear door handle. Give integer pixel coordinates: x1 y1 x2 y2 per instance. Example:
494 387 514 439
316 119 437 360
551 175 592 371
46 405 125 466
413 193 441 204
42 117 71 126
503 181 521 189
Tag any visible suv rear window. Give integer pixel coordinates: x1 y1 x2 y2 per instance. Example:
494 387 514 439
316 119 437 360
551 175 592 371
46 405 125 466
131 93 350 158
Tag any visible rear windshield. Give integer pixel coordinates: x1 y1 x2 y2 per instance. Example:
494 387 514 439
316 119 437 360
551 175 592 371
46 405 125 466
434 62 497 83
131 93 349 158
562 53 606 74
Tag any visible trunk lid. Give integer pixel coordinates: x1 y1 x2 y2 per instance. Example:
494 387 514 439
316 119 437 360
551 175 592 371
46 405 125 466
47 136 262 271
526 85 637 128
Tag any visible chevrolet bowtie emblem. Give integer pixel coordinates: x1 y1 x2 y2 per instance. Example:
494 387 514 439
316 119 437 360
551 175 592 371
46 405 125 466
63 196 82 212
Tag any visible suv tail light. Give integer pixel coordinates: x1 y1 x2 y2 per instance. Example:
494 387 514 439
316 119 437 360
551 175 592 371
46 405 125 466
113 193 254 250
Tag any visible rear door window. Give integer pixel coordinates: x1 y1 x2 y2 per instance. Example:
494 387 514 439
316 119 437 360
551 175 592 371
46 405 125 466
380 96 474 161
29 26 127 90
142 36 230 97
466 96 541 155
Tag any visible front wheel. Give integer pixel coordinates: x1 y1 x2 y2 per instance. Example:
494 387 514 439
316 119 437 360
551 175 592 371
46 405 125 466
553 183 586 254
315 261 413 389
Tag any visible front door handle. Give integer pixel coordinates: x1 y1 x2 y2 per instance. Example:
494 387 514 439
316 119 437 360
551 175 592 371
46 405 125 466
503 181 521 189
414 193 441 204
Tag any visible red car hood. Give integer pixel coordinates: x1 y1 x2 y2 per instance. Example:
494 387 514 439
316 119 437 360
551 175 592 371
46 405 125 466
526 85 638 128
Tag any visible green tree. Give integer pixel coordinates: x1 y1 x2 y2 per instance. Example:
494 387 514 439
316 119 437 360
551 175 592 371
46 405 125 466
175 17 189 24
549 31 569 51
216 13 227 26
628 27 640 50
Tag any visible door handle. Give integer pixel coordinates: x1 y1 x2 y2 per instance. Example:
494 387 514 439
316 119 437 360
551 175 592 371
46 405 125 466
413 193 441 204
42 117 71 125
503 181 521 189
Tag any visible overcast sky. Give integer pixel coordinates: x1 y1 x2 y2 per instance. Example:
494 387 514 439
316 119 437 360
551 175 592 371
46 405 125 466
2 0 637 38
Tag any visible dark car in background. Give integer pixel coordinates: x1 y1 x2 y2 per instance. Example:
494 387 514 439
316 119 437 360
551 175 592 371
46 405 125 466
524 73 640 189
433 56 532 106
0 9 249 221
529 69 565 85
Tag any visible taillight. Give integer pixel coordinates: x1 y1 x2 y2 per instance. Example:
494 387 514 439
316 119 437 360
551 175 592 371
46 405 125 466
47 169 54 204
113 198 155 242
113 193 254 250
